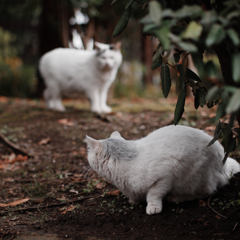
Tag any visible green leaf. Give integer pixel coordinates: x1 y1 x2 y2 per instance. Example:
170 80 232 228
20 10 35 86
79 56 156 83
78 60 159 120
156 42 162 51
154 20 174 50
207 95 220 108
215 121 223 137
174 88 186 125
215 101 225 122
194 93 199 109
112 6 132 38
197 88 206 107
238 135 240 153
151 50 163 70
206 86 220 101
176 64 202 82
162 9 173 18
226 89 240 114
222 137 236 165
191 52 204 78
176 64 185 90
149 1 162 25
126 0 135 8
200 11 217 26
205 60 217 78
207 131 222 147
173 53 180 63
161 65 171 98
206 24 226 47
175 5 203 19
141 15 154 24
227 29 240 46
182 21 203 40
178 41 198 52
143 23 157 32
232 53 240 83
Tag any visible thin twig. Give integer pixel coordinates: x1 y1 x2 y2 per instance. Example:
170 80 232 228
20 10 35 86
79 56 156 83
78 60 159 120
0 195 100 216
232 222 238 232
0 132 33 157
207 195 227 219
226 207 240 216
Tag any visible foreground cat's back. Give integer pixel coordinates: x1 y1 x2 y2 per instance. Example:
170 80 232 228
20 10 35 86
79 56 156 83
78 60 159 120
139 125 223 160
133 125 227 197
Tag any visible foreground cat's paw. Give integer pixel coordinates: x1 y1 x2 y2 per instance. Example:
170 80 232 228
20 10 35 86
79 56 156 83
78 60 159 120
146 205 162 215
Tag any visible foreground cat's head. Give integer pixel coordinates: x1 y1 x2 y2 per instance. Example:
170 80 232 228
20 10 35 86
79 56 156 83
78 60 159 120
86 131 136 177
95 42 122 71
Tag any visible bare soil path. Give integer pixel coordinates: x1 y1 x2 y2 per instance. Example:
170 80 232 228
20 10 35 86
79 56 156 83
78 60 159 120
0 97 239 240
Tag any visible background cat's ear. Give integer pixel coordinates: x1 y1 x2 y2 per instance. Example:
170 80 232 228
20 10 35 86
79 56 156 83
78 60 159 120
110 131 123 139
113 42 121 50
95 42 109 50
86 135 102 149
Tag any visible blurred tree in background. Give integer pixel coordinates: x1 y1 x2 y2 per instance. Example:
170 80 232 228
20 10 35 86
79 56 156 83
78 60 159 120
0 0 153 98
112 0 240 162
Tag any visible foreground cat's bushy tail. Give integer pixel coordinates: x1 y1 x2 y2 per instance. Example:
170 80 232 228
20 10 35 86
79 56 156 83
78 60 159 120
226 157 240 177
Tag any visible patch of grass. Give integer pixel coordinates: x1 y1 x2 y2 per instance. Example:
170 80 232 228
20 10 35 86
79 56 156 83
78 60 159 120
22 181 48 198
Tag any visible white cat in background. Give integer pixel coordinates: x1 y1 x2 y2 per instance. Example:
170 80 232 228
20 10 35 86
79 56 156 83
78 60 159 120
39 42 122 113
86 125 240 215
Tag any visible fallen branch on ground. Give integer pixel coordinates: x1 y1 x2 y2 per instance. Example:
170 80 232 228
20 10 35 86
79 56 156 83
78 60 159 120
0 195 100 216
207 195 227 219
0 132 33 157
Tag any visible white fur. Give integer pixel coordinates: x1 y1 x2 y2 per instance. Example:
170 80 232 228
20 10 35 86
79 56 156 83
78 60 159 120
39 42 122 113
86 125 240 215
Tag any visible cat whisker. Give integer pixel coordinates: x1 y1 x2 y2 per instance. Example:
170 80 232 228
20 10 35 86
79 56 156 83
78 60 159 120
83 166 94 179
81 166 91 175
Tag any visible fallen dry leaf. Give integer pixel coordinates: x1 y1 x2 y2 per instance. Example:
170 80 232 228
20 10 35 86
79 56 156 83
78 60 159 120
0 198 30 207
15 154 28 162
8 153 16 162
106 190 121 196
69 189 79 194
205 126 215 131
61 205 76 214
0 96 8 103
38 137 51 145
95 182 106 189
198 200 207 207
57 118 74 126
7 154 28 164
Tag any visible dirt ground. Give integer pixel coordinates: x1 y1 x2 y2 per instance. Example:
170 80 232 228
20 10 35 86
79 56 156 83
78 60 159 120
0 97 240 240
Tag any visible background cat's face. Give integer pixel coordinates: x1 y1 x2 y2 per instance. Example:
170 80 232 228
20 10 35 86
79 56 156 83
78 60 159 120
97 49 122 71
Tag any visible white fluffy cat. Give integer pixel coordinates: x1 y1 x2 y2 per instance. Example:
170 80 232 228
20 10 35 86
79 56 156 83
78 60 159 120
39 42 122 113
86 125 240 215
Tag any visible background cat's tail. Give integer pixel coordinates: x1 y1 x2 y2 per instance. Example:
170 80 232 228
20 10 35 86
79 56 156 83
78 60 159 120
225 157 240 178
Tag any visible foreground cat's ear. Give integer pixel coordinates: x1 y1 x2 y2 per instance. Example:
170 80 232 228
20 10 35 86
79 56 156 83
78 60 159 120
86 135 102 149
110 131 123 140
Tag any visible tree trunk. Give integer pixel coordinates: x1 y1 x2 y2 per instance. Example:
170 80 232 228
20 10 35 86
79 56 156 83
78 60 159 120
36 0 72 98
143 36 153 84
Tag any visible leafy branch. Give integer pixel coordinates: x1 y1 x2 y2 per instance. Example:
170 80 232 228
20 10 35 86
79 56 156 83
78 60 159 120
112 0 240 162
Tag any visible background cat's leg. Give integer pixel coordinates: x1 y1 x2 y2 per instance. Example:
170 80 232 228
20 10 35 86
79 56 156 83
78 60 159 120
88 89 101 113
146 180 170 215
44 86 65 111
99 84 112 113
54 99 66 111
